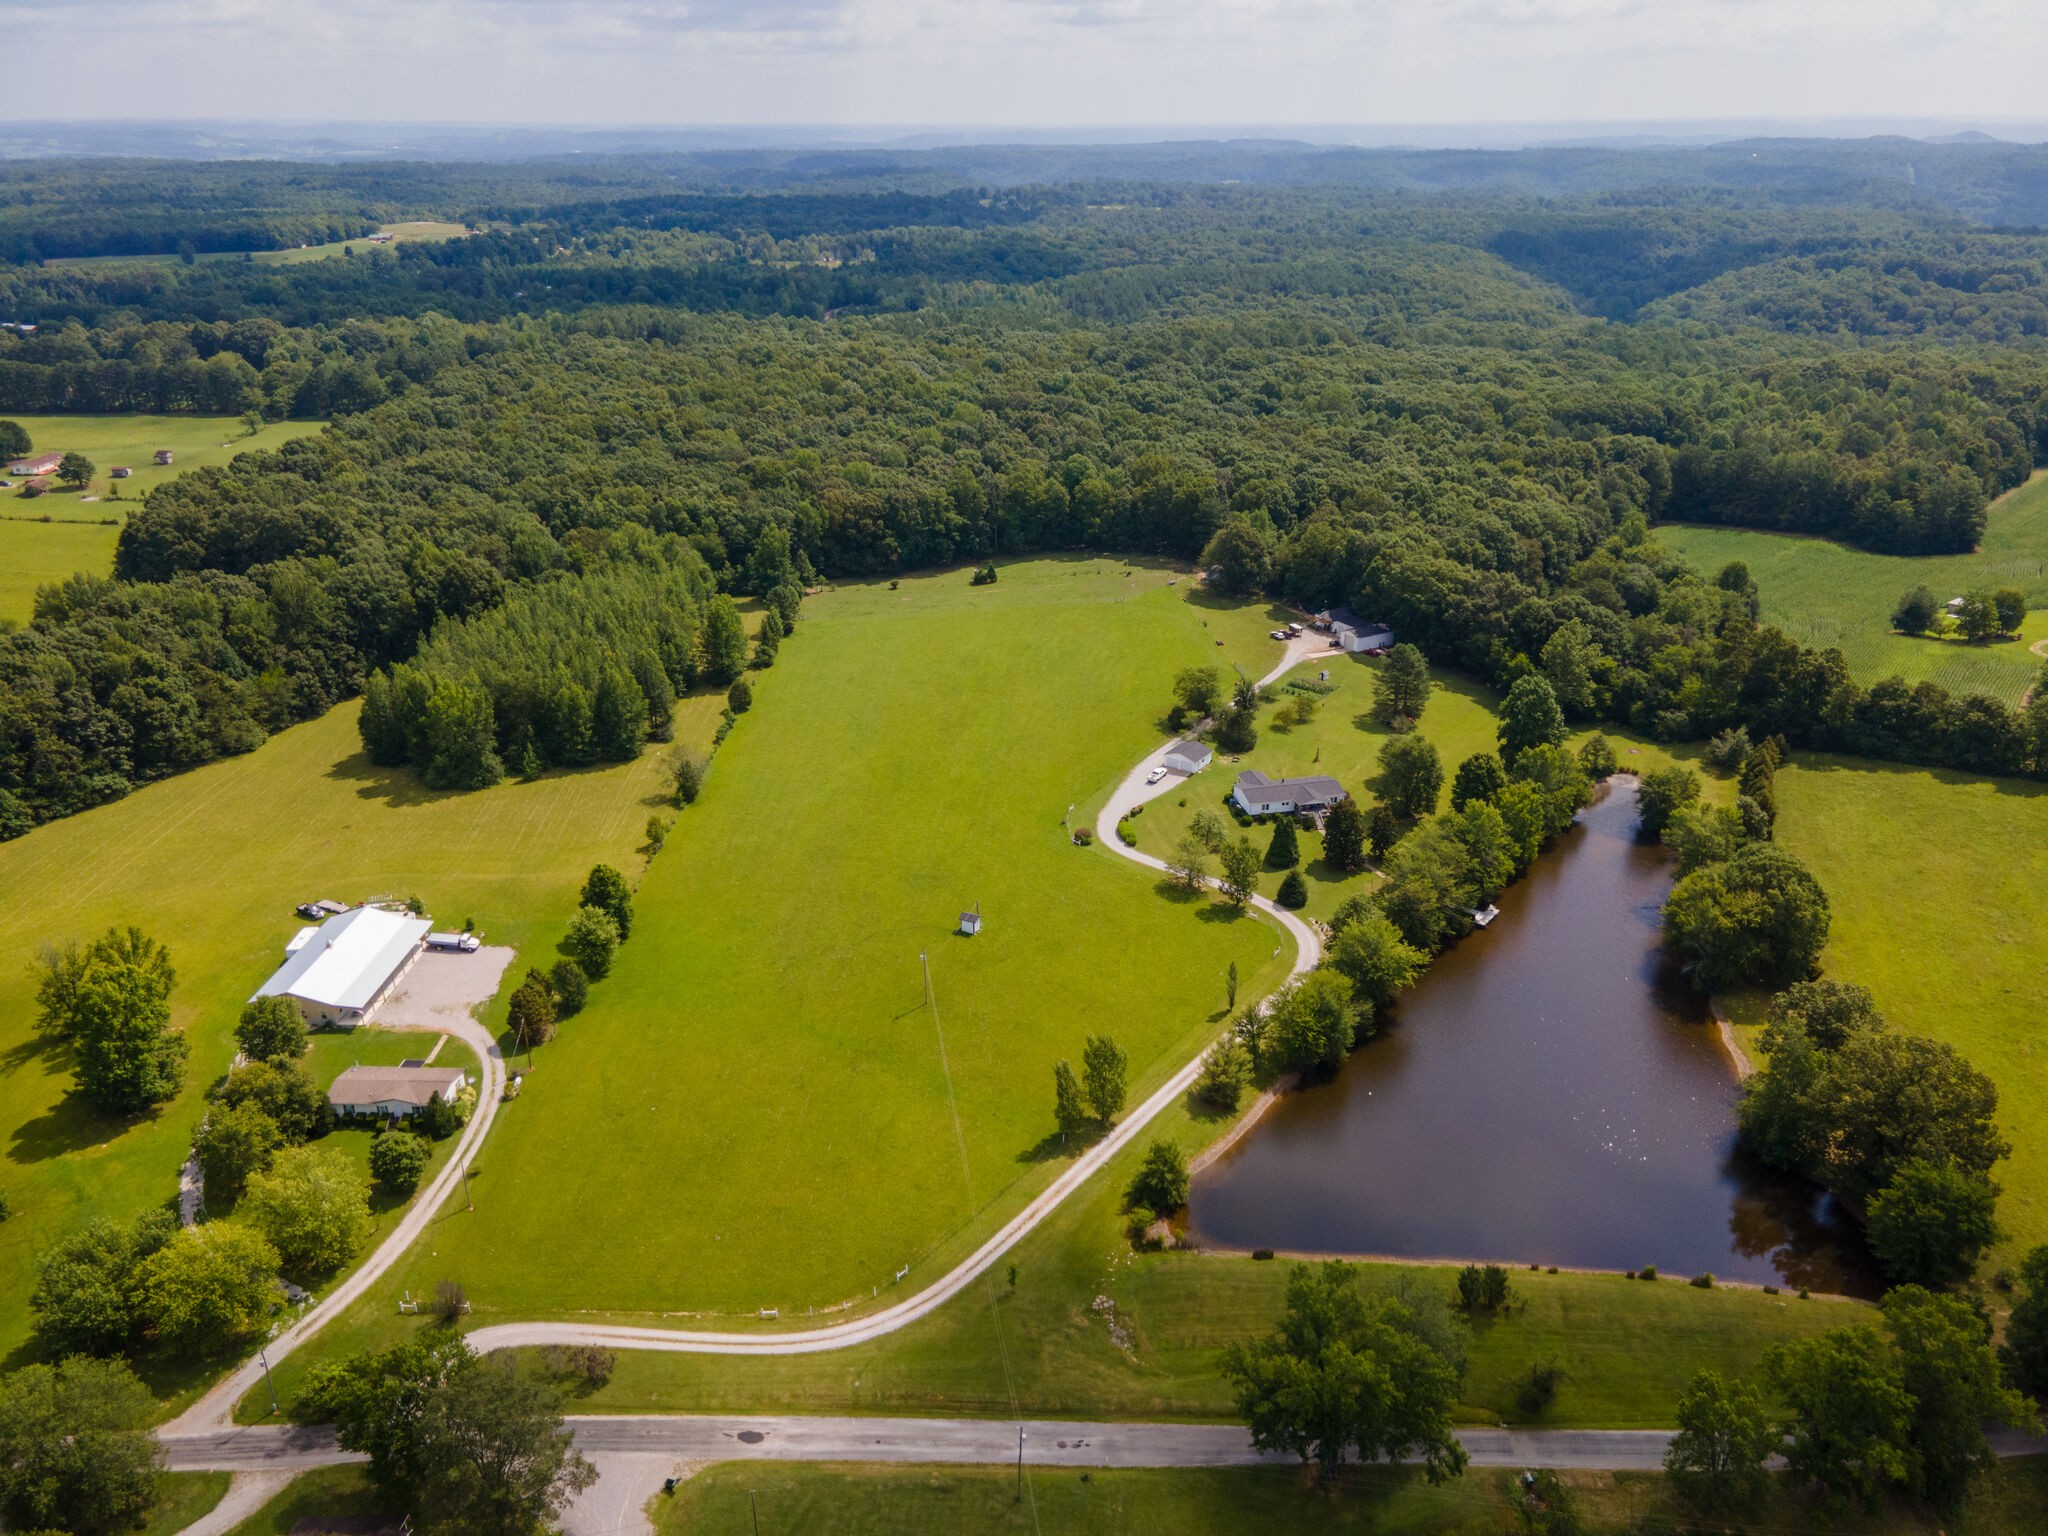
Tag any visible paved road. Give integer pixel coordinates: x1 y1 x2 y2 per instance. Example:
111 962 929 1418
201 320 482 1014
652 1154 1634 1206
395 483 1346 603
165 1002 509 1434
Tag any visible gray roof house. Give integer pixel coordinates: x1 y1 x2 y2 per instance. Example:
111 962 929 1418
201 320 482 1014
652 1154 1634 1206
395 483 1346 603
1316 607 1395 653
1163 738 1214 773
251 905 432 1027
1231 769 1349 816
328 1065 469 1119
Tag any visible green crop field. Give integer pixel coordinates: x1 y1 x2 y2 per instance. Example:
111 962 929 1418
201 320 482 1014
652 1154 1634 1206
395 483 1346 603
1657 471 2048 706
0 696 697 1369
1765 756 2048 1268
317 558 1294 1342
0 413 325 621
659 1459 2048 1536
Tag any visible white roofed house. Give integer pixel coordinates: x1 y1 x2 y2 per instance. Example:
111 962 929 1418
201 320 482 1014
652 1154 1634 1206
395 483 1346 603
328 1065 469 1120
1231 769 1349 818
1315 607 1395 653
1163 738 1214 774
251 906 432 1027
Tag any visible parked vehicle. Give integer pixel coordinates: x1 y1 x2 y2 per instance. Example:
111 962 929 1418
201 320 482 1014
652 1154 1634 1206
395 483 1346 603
1146 765 1168 784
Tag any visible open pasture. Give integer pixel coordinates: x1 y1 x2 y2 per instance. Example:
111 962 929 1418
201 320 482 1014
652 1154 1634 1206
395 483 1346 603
0 700 681 1364
1658 471 2048 705
1770 755 2048 1266
319 559 1295 1340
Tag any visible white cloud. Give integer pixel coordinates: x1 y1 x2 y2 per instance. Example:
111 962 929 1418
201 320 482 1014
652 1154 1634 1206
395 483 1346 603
0 0 2042 128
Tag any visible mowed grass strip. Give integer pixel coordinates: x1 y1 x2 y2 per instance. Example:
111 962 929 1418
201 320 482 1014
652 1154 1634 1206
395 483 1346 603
1768 755 2048 1264
0 701 681 1364
658 1459 2048 1536
357 559 1292 1328
1657 470 2048 705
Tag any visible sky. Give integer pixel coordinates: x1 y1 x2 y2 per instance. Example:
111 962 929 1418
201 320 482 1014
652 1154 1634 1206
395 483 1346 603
5 0 2046 133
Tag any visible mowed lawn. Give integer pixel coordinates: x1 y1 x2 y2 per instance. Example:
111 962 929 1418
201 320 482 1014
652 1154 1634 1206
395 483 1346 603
1658 471 2048 706
1770 756 2048 1265
0 413 325 621
0 702 676 1363
660 1461 2048 1536
353 559 1293 1330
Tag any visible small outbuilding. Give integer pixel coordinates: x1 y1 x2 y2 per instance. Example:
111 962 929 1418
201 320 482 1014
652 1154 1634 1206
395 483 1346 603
1316 607 1395 653
1163 738 1213 774
153 449 174 465
328 1065 468 1121
110 465 133 479
959 906 983 936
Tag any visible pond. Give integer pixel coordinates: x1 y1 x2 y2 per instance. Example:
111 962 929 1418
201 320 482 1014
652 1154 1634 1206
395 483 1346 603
1189 776 1879 1295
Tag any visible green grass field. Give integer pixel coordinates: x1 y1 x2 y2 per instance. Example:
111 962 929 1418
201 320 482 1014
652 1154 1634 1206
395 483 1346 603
1658 471 2048 705
0 698 694 1370
44 221 469 272
327 559 1293 1335
219 1466 382 1535
143 1471 231 1535
0 413 325 621
658 1460 2048 1536
1761 756 2048 1268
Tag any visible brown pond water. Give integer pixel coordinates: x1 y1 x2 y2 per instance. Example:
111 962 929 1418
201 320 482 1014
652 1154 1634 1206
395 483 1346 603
1189 777 1880 1295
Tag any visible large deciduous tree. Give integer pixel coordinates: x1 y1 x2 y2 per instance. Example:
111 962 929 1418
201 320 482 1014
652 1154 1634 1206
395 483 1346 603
1375 734 1442 819
1081 1035 1128 1124
240 1146 372 1276
1662 843 1830 992
1663 1371 1775 1514
136 1222 278 1354
1372 643 1430 724
1496 674 1566 765
0 1357 164 1536
1222 1262 1467 1483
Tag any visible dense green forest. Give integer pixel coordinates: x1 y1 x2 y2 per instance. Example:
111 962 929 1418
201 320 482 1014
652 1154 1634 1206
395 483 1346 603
1 141 2046 830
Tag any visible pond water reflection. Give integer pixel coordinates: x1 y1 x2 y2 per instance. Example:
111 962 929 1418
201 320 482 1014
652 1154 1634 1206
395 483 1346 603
1189 777 1878 1296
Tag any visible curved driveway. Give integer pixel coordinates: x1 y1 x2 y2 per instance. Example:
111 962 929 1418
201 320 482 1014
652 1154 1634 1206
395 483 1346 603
168 632 1329 1424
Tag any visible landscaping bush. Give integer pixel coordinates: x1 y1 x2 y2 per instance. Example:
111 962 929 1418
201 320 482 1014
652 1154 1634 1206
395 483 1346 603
671 756 703 806
1640 1264 1658 1280
1455 1263 1513 1313
1577 734 1617 779
1274 870 1308 908
970 562 998 585
369 1130 431 1198
1516 1360 1565 1415
727 678 752 714
1691 1273 1714 1288
1251 1248 1274 1261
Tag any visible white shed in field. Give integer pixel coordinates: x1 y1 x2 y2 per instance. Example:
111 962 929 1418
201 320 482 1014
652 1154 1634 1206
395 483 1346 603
1163 739 1213 774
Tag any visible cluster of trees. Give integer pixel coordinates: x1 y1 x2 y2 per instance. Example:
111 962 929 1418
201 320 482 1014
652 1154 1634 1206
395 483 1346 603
33 926 186 1114
299 1337 596 1536
1738 980 2008 1288
1663 1289 2033 1517
507 861 638 1051
0 1356 166 1535
359 554 717 787
1051 1035 1128 1144
1892 583 2028 642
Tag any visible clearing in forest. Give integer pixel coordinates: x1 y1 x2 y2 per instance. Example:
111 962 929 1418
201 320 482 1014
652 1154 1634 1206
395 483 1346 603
0 701 682 1362
1658 471 2048 706
361 558 1295 1326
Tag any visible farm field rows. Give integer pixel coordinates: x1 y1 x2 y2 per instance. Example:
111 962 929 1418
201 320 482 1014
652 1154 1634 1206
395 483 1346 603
323 559 1294 1341
1657 471 2048 706
0 697 691 1367
0 413 324 620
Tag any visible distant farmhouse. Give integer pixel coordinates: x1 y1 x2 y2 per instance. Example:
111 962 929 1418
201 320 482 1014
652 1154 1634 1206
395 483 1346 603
1164 738 1213 774
251 906 432 1027
1315 607 1395 653
328 1064 468 1121
1231 769 1348 817
6 451 62 477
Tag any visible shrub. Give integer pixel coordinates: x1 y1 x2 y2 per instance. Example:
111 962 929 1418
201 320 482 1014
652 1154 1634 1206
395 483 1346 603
1194 1035 1252 1111
1274 870 1308 908
671 756 703 805
1516 1360 1564 1415
1072 827 1094 846
435 1279 469 1320
727 678 753 713
1251 1248 1274 1261
1577 734 1617 779
1639 1264 1658 1281
561 905 621 980
1127 1140 1191 1213
549 959 590 1018
970 562 998 585
1455 1263 1513 1313
368 1131 431 1198
1690 1272 1714 1288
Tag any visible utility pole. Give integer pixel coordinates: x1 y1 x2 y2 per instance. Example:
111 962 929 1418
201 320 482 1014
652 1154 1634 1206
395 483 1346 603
258 1341 277 1416
463 1162 474 1212
920 949 932 1011
749 1488 761 1536
1015 1425 1026 1501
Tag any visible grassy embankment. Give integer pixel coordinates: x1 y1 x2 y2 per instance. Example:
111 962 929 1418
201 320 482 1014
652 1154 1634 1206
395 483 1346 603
1658 470 2048 706
0 413 324 621
0 693 712 1383
250 564 1831 1428
656 1460 2048 1536
143 1472 231 1535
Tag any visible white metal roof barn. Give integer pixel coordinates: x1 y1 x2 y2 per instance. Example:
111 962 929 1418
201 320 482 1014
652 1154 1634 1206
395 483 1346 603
251 906 432 1026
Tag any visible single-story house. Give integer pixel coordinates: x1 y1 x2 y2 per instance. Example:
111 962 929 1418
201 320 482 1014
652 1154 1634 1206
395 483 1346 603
6 451 62 477
153 449 174 465
1316 607 1395 653
110 465 133 479
328 1064 468 1120
1164 738 1213 774
250 905 432 1027
1232 768 1349 817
